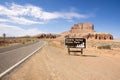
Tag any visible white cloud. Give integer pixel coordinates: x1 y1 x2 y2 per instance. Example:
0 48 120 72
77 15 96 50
8 16 42 25
0 17 44 25
0 3 89 25
55 12 88 19
0 24 43 36
0 18 10 22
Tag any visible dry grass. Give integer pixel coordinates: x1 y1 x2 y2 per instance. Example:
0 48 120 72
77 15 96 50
0 37 38 48
97 45 111 49
48 39 65 49
87 40 120 49
43 39 120 50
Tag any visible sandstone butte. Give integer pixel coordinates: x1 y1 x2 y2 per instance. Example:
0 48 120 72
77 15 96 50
60 22 113 40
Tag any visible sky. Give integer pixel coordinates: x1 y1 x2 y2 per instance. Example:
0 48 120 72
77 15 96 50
0 0 120 39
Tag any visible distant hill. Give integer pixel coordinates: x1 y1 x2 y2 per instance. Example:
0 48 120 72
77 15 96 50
33 33 60 39
60 22 113 40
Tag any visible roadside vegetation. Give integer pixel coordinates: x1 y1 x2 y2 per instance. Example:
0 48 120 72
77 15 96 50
97 45 111 49
87 40 120 49
0 37 38 48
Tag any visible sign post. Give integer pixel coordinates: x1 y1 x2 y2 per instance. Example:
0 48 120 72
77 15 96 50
3 33 6 43
65 38 86 55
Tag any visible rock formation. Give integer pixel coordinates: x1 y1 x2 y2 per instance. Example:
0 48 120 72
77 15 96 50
61 22 113 40
33 33 60 39
70 22 95 33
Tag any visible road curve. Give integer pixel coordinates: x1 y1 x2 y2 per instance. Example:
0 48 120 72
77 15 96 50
0 41 45 78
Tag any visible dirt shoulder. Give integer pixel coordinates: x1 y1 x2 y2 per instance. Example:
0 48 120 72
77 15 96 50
2 40 120 80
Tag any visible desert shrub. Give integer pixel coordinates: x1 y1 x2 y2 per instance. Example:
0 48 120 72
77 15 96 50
97 45 111 49
26 39 31 42
22 42 25 44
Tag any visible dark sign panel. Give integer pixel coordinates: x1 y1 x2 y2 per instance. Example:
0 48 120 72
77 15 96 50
65 38 86 48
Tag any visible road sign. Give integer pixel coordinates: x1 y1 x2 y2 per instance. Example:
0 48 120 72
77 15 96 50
65 38 86 55
65 38 86 48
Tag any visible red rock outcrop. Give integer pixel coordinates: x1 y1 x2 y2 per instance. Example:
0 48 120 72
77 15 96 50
60 22 113 40
83 32 113 40
70 22 95 33
33 33 60 39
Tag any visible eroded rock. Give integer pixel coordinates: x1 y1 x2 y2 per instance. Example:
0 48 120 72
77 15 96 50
61 22 113 40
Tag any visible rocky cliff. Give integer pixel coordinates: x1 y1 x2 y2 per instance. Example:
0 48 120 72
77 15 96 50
33 33 60 39
61 22 113 40
70 22 95 33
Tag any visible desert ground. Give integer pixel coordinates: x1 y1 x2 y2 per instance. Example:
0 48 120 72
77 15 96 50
1 39 120 80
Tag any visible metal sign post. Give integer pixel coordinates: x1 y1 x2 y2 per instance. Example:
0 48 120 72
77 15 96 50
65 38 86 55
3 33 6 43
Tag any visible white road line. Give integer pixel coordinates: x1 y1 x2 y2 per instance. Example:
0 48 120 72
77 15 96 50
0 41 46 78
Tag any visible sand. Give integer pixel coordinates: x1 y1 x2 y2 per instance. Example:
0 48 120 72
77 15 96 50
2 40 120 80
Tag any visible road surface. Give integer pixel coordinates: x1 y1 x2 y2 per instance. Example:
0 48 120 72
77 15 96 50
0 41 45 78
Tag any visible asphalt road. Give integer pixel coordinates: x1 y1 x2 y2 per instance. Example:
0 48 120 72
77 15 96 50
0 41 45 77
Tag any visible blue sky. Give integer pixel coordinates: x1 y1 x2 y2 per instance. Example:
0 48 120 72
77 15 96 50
0 0 120 39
